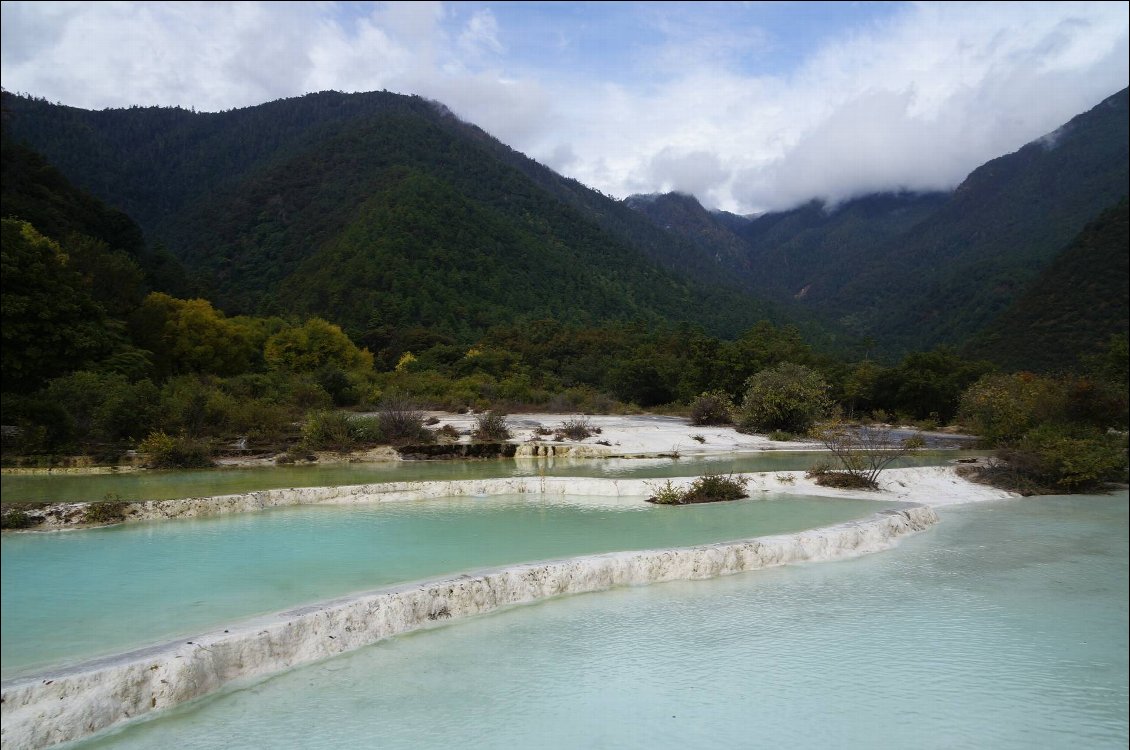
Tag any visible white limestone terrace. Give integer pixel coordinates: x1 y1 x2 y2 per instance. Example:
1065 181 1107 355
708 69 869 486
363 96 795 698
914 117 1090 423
430 412 819 454
414 412 977 454
14 465 1009 530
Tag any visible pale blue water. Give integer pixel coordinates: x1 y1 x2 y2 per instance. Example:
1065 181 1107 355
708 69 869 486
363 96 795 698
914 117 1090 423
0 450 977 503
0 493 898 679
73 491 1128 750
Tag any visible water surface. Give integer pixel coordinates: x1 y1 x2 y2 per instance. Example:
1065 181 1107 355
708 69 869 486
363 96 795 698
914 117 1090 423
74 491 1127 750
1 492 898 678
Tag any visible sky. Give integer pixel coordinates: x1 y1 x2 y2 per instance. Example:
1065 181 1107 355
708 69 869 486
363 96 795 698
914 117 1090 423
2 1 1127 214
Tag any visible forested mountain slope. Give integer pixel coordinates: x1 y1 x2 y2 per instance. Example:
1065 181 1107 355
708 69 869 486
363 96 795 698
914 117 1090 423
1 91 777 339
964 198 1129 372
0 135 187 295
0 135 183 391
825 87 1128 351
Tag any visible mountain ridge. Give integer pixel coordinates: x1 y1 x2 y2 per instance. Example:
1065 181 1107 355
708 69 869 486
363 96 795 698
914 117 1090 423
1 90 784 340
6 86 1126 363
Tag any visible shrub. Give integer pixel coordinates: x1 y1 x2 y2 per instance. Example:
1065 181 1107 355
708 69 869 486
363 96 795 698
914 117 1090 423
647 480 686 505
737 363 830 435
301 411 355 451
284 377 334 411
83 501 129 525
434 424 461 442
647 473 748 505
768 430 794 442
348 416 383 444
809 420 924 489
226 399 293 445
683 473 748 503
689 390 734 426
377 396 434 444
138 431 214 468
1 508 41 529
158 376 247 438
301 411 383 451
472 412 512 441
998 425 1127 493
957 373 1063 446
555 416 595 441
44 371 161 447
316 366 361 407
1 393 74 454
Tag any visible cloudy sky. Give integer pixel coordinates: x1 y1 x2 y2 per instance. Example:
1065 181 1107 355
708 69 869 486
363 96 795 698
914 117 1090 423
2 1 1127 213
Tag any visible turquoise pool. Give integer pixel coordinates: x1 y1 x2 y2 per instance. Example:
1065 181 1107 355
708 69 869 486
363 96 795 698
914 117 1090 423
70 491 1128 750
1 492 900 678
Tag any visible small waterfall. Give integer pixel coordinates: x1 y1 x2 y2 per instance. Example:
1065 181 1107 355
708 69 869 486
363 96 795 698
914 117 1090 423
0 506 938 749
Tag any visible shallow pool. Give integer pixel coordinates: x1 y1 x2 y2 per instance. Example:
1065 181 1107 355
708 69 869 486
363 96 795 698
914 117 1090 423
73 491 1128 750
0 493 900 678
0 451 978 504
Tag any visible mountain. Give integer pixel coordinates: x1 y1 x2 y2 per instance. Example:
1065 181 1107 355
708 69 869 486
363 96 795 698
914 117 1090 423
626 87 1129 357
827 87 1128 351
0 134 187 295
623 192 753 278
964 198 1129 372
0 91 781 340
734 191 950 305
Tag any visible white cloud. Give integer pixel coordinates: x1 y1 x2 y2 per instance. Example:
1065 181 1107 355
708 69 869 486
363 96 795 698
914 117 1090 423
1 1 1127 213
541 2 1129 212
458 9 504 59
646 147 729 200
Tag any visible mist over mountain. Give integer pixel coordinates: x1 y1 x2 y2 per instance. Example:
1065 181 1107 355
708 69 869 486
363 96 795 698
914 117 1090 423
627 87 1129 363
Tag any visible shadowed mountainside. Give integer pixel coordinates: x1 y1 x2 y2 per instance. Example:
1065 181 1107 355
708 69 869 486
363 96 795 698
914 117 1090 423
1 91 781 340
